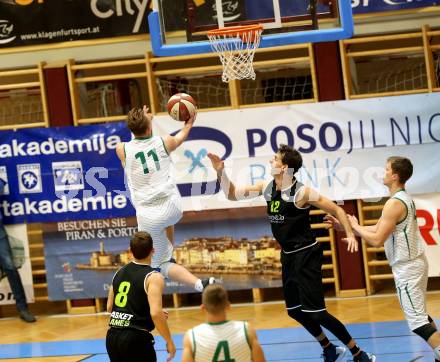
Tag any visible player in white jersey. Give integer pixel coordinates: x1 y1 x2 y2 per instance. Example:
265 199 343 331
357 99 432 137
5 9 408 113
116 106 214 292
326 156 440 362
182 284 265 362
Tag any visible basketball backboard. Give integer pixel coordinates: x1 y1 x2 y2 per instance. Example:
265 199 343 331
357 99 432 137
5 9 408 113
149 0 353 56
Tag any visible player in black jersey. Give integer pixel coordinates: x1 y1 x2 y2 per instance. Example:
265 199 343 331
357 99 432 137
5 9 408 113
208 145 375 362
106 231 175 362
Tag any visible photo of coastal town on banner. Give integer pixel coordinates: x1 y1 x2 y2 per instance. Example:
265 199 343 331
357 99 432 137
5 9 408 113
42 211 336 299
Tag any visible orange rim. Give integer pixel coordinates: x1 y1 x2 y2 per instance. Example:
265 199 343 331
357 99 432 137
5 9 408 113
207 24 263 37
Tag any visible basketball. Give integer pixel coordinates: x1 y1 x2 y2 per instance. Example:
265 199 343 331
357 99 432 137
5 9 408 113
166 93 197 122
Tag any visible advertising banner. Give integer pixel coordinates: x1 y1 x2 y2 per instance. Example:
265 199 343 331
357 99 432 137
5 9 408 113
0 122 132 224
2 1 437 49
2 92 439 224
0 224 34 305
414 193 440 277
352 0 439 15
0 0 193 48
153 92 440 212
43 217 137 300
0 0 154 48
42 214 281 300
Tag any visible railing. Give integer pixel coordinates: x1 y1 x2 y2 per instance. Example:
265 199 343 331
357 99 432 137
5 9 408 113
0 62 49 130
65 43 317 125
340 25 440 99
67 58 149 125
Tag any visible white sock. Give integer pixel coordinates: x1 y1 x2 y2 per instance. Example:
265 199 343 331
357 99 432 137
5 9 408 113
194 279 203 292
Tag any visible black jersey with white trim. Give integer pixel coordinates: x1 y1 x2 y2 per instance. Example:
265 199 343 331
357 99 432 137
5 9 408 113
264 180 315 252
109 262 156 332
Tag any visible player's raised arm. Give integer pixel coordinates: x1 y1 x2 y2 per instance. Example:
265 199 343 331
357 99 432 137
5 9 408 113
115 142 125 168
207 153 264 201
162 113 196 153
348 198 404 247
298 187 358 253
324 214 379 235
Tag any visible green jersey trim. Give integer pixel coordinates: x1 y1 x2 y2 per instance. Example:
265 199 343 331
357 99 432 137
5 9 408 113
207 320 230 326
244 321 251 349
404 284 418 314
191 328 196 359
135 136 152 140
392 197 408 225
403 225 411 258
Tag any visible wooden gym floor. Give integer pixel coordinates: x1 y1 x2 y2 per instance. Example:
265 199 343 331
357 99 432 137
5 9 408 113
1 291 440 361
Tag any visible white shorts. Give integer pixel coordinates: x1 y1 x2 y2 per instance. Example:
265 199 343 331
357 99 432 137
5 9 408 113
392 254 429 331
136 193 182 277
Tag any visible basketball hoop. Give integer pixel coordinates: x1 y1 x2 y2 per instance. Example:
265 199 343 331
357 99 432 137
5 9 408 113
207 25 263 83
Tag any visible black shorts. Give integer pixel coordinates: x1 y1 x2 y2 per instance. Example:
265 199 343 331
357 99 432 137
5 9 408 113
281 243 325 312
106 327 156 362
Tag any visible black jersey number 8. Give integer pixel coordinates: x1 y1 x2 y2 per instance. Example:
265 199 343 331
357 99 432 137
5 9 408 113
115 281 131 307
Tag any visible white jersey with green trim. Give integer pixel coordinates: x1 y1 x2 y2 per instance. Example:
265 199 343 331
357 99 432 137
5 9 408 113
124 136 178 209
384 190 425 267
189 320 252 362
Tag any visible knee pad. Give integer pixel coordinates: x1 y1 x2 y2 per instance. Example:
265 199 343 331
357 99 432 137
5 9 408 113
413 323 437 342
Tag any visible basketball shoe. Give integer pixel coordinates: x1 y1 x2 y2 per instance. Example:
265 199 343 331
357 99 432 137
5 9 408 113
322 345 347 362
201 277 216 289
352 351 376 362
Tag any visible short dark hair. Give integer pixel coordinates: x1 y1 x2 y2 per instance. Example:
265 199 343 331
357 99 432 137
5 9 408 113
202 284 229 314
278 144 303 174
130 231 153 259
127 107 148 135
387 156 413 184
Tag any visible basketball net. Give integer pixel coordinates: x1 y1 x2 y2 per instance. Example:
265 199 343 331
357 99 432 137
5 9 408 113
207 25 263 83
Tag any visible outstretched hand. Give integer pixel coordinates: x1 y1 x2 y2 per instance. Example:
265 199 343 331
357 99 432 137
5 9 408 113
207 153 225 172
325 214 359 252
324 214 343 231
347 214 360 228
184 111 197 126
341 236 359 253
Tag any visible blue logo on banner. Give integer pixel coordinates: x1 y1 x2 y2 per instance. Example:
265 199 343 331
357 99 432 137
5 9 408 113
172 126 232 197
52 161 84 191
0 166 9 195
54 168 81 185
184 148 207 174
21 171 38 190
